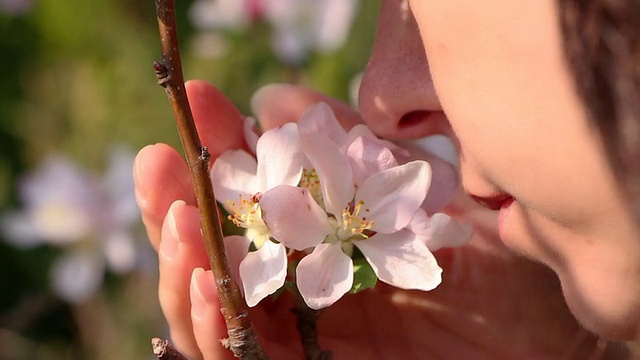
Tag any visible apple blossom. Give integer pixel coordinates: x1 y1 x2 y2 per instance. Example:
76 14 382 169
211 122 304 306
260 160 440 309
0 147 148 303
212 102 471 310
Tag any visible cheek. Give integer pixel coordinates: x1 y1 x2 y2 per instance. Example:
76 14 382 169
412 0 610 227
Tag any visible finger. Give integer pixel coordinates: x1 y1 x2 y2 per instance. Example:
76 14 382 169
136 81 246 250
191 271 301 360
190 268 236 360
186 80 247 159
134 144 194 250
158 200 211 360
250 83 363 130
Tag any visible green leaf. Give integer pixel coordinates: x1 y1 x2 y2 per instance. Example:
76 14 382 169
350 257 377 293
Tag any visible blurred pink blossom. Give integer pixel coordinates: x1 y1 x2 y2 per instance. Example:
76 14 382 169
1 147 148 303
189 0 359 63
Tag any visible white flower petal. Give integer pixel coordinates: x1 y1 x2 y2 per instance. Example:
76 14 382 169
102 146 139 227
260 185 333 250
355 230 442 291
356 161 431 233
347 124 411 160
243 116 260 155
314 0 359 51
103 231 137 274
50 251 105 303
256 122 303 191
224 235 251 293
296 243 353 310
19 155 98 243
239 241 287 307
347 136 398 187
406 208 431 236
211 150 259 207
0 211 42 248
298 102 347 147
21 155 97 207
420 213 473 251
300 127 354 216
189 0 250 31
31 199 93 244
407 135 459 168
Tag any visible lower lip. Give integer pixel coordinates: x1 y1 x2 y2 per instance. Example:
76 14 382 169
498 197 515 235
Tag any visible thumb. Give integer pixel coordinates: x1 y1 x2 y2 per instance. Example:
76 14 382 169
186 80 247 159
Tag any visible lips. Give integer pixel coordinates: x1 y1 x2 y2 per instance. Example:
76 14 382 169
469 193 513 211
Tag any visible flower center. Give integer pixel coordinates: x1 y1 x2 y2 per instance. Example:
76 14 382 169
299 168 324 208
337 200 374 241
226 193 269 247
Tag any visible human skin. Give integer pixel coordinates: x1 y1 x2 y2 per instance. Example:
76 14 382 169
388 0 640 339
134 0 639 358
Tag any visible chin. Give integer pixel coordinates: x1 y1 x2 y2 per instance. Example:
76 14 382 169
559 273 640 341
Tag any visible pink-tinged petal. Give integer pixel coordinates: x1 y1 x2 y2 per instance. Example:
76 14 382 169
421 158 458 214
103 231 137 274
243 116 260 155
347 136 398 187
296 243 353 310
224 235 251 293
211 149 259 206
419 213 473 251
345 123 376 143
346 124 410 160
239 241 287 307
298 102 347 147
398 139 459 213
315 0 359 51
50 250 105 303
406 208 431 236
407 135 459 168
300 128 354 217
256 122 303 191
356 161 431 233
355 230 442 291
260 185 333 250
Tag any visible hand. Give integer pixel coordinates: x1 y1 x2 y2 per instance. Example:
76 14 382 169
134 80 625 359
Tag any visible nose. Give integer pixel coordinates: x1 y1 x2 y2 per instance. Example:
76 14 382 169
358 0 448 140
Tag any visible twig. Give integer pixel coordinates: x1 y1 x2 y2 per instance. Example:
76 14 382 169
151 338 188 360
152 1 268 358
293 294 332 360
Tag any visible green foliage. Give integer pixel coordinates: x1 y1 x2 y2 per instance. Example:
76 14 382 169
350 254 377 294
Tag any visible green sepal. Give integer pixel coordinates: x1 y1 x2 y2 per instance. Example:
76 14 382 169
350 256 377 293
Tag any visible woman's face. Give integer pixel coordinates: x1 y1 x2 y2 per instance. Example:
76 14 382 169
358 0 640 339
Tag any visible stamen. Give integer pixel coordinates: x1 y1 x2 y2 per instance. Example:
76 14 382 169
338 200 374 240
226 194 263 229
299 168 324 208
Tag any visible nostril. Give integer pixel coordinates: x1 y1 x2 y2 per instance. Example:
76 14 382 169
398 110 431 129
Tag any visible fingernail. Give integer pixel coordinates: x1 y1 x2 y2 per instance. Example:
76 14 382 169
190 268 217 320
159 200 185 259
133 150 147 199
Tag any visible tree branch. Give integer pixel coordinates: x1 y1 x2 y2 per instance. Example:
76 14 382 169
152 338 188 360
152 0 268 358
294 293 332 360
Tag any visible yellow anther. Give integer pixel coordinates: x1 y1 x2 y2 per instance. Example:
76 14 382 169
226 194 263 229
338 200 375 241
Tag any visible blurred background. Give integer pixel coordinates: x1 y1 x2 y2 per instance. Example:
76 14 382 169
0 0 377 358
